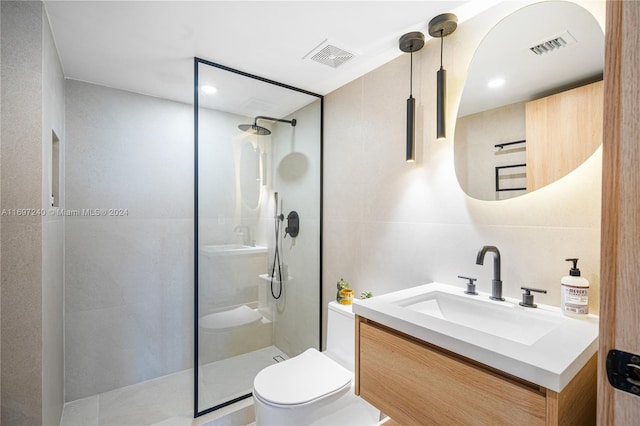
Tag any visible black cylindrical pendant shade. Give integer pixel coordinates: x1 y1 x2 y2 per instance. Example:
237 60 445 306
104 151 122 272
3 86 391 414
437 67 446 140
406 95 415 161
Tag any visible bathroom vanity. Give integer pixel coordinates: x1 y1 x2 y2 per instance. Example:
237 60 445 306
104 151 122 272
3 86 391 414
352 283 598 425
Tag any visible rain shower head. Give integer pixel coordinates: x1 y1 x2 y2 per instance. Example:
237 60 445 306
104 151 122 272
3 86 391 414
238 116 297 136
238 124 272 135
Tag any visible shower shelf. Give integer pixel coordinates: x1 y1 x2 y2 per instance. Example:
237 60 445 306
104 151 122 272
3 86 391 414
259 273 293 283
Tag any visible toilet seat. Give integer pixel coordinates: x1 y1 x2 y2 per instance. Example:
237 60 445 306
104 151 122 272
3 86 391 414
253 348 352 406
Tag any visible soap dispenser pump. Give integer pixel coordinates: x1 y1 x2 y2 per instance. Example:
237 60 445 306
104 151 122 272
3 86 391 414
561 258 589 316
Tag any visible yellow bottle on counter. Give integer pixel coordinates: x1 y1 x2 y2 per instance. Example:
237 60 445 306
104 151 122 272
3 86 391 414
339 288 354 305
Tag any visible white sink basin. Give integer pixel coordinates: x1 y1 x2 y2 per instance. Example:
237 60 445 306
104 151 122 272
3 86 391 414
352 282 598 392
199 244 267 256
396 291 564 345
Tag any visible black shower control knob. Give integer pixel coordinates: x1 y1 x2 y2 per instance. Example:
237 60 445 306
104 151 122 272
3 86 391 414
285 211 299 238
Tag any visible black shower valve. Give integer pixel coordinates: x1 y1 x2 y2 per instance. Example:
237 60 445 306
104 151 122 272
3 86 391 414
285 211 299 238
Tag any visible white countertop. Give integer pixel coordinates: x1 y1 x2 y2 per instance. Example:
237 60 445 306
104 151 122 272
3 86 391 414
352 282 598 392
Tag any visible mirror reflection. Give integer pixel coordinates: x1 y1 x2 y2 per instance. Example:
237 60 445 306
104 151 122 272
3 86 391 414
455 1 604 201
239 141 261 210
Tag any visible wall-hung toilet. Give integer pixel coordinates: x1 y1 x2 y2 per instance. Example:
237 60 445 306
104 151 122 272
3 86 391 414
252 302 380 425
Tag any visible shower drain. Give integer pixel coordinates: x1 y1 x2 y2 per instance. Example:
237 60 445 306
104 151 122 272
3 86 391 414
273 355 285 363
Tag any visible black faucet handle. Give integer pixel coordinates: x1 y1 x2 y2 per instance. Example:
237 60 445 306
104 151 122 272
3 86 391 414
458 275 478 295
519 286 547 308
521 286 547 294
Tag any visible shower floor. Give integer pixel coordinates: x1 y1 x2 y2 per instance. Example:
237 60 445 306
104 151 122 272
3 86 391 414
60 346 287 426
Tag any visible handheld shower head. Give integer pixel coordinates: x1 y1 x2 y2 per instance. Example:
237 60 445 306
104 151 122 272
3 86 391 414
238 116 296 136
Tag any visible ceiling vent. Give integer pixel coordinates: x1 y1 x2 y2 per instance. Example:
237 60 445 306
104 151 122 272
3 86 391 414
529 31 577 55
304 39 355 68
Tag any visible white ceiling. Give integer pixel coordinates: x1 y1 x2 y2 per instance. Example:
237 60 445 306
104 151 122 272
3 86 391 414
44 0 483 115
43 1 603 119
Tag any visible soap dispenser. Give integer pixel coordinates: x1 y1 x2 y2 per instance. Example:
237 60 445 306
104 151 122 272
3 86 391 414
561 258 589 316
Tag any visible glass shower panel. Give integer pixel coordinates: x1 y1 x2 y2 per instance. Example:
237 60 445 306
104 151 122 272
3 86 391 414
195 59 322 415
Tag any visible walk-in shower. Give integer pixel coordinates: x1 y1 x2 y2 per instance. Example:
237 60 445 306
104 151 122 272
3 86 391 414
194 57 323 417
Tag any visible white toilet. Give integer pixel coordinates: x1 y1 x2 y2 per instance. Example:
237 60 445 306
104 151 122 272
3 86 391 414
252 302 380 425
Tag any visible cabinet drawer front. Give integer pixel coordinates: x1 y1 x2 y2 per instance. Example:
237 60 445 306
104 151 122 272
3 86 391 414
358 321 546 425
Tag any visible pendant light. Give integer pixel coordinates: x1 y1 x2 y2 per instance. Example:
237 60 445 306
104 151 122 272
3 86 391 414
399 31 425 162
428 13 457 141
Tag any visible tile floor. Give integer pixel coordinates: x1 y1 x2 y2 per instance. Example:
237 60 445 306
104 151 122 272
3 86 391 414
60 346 287 426
198 347 288 410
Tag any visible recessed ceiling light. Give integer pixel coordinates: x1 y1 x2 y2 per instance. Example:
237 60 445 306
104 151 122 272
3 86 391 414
201 85 217 94
488 78 505 89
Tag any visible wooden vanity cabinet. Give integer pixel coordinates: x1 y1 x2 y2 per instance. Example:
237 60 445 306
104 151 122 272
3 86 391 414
525 80 603 192
354 317 596 426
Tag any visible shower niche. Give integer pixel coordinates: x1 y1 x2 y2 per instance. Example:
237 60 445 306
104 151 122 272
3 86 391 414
194 58 323 416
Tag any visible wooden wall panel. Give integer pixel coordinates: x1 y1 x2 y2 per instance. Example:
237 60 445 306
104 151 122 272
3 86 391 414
599 0 640 423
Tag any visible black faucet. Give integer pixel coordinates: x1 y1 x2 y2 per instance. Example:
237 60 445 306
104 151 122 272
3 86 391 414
476 245 504 301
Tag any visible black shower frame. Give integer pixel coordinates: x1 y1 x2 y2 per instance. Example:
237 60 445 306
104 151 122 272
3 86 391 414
193 57 324 418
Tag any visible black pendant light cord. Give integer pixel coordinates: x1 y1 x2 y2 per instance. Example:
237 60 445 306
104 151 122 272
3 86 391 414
440 29 444 70
410 50 413 97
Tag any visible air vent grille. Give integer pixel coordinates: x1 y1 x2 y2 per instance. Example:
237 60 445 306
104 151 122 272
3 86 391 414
530 37 567 55
529 31 577 55
309 44 354 68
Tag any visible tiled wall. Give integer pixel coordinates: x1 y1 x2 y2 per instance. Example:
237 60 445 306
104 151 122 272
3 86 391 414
1 1 65 424
1 5 44 419
267 101 322 357
65 80 322 400
322 0 604 334
64 81 194 401
42 6 66 424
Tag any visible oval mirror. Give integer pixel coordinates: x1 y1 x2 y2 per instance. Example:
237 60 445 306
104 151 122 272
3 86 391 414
239 141 261 209
455 1 604 201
